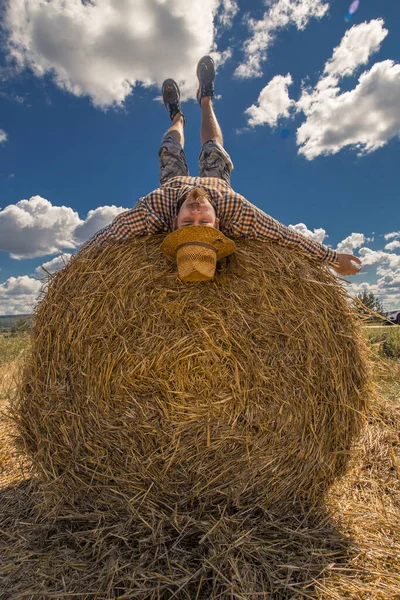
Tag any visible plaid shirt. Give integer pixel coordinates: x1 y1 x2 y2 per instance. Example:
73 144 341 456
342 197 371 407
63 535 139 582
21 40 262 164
82 176 337 264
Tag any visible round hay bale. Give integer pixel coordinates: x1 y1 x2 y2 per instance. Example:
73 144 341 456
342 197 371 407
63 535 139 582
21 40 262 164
14 237 371 514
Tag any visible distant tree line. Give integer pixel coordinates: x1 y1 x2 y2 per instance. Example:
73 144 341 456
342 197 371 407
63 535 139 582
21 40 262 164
0 315 33 336
9 317 32 336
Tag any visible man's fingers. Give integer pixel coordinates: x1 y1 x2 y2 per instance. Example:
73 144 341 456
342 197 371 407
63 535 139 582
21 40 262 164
351 262 362 271
332 254 362 275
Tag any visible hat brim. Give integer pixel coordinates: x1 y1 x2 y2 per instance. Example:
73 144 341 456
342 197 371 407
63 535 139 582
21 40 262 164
160 226 236 261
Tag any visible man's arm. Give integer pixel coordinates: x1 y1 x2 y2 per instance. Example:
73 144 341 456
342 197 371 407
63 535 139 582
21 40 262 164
224 199 361 275
79 198 167 252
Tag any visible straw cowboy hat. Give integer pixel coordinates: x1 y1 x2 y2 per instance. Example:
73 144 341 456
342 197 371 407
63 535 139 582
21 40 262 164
160 225 236 282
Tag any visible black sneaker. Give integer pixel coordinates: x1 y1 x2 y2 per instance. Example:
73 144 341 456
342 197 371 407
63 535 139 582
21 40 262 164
196 55 215 106
162 78 184 123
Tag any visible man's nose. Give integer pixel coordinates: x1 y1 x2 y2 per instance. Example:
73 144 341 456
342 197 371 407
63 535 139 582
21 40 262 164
190 212 203 224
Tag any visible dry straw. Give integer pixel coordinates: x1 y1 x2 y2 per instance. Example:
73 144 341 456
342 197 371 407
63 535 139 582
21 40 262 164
2 236 380 598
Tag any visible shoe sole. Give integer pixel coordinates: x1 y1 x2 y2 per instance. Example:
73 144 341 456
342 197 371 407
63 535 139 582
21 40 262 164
162 78 180 105
196 56 215 82
196 56 215 105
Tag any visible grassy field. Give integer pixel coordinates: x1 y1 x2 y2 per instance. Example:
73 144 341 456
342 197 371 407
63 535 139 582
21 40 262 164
0 328 399 599
362 324 400 358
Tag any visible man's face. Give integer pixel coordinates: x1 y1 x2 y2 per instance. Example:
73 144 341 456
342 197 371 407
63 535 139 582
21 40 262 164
175 190 220 230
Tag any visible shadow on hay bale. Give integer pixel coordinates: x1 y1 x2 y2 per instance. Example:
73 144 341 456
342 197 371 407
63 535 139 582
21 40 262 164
13 237 371 515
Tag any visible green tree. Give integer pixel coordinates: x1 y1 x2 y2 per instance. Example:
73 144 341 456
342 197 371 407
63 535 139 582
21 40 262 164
356 291 385 317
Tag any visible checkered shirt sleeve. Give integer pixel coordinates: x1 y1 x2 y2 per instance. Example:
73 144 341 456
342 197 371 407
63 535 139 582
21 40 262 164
80 197 169 251
218 191 337 264
80 176 337 264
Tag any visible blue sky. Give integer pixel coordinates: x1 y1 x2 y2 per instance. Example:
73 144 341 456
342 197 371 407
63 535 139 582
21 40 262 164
1 0 400 315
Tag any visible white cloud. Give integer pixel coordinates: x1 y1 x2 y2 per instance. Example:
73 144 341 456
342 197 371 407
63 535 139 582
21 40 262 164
330 235 400 308
0 196 128 259
386 255 400 269
335 242 400 309
0 275 42 316
35 254 73 277
358 248 389 266
211 48 232 70
296 20 400 160
288 222 327 244
297 60 400 160
376 266 392 276
297 20 388 116
376 268 400 290
346 267 400 311
358 248 400 269
0 129 8 144
384 231 400 240
385 240 400 251
235 0 329 79
324 19 388 80
73 205 127 243
0 196 80 259
346 281 379 295
336 233 368 254
3 0 230 107
245 74 295 127
216 0 239 28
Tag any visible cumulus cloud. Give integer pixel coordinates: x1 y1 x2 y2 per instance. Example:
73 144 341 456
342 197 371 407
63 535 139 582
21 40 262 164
35 254 73 277
0 254 76 314
346 281 379 295
0 196 128 259
235 0 329 79
384 254 400 270
216 0 239 28
2 0 231 107
295 20 400 160
336 233 368 254
0 129 8 144
346 269 400 311
358 248 400 269
0 196 80 258
345 281 383 305
323 19 388 80
385 240 400 251
384 231 400 240
297 20 388 116
288 222 327 244
331 232 400 310
73 205 127 244
297 60 400 159
0 275 42 315
375 272 400 310
244 74 295 127
376 268 400 289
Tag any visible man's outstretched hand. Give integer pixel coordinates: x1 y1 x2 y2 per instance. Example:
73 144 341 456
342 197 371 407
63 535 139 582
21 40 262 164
332 253 362 276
